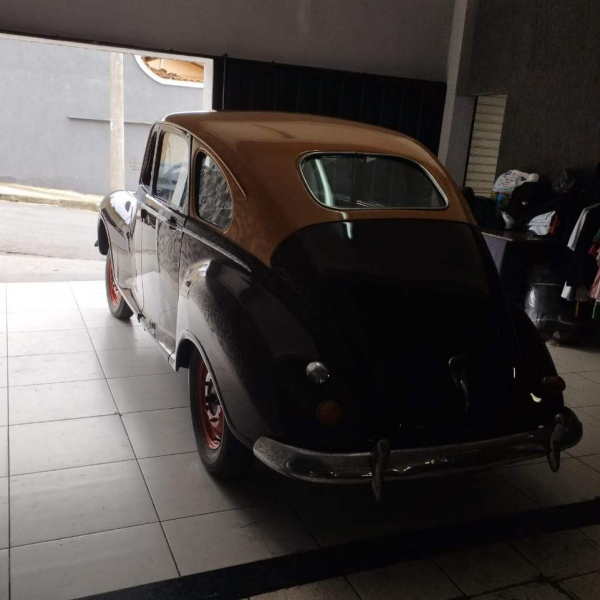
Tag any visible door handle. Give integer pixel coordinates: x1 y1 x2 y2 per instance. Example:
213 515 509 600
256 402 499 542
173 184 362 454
140 208 148 223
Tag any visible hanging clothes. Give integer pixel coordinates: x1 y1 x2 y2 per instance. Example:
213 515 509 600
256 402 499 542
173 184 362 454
562 199 600 300
589 228 600 319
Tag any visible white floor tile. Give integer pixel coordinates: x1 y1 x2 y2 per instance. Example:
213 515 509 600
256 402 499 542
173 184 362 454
0 390 5 427
0 429 6 478
7 285 78 313
497 458 600 507
0 479 7 550
288 471 535 548
548 346 600 374
108 373 188 413
250 578 359 600
0 335 5 359
7 311 85 333
9 379 116 425
565 410 600 457
0 360 5 388
580 370 600 384
10 415 133 475
10 524 178 600
88 327 155 352
8 329 94 357
560 571 600 599
0 550 7 600
434 541 539 596
163 504 317 575
348 559 461 600
96 348 172 378
8 352 104 386
140 452 275 520
10 461 158 546
476 581 569 599
122 408 196 458
562 373 600 408
81 309 139 329
512 529 600 579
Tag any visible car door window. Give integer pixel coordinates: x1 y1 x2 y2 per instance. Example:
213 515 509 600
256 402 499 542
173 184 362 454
195 154 233 229
155 131 189 211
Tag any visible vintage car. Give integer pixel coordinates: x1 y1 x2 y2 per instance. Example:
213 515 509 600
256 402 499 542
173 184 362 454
97 111 582 500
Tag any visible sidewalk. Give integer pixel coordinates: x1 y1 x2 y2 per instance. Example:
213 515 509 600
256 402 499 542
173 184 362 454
0 181 103 212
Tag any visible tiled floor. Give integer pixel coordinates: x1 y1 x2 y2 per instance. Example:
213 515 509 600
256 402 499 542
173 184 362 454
1 281 600 599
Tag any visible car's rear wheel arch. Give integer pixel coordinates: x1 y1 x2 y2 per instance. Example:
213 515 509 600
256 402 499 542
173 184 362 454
176 333 249 444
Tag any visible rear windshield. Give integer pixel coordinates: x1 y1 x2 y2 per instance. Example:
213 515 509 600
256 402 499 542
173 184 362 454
300 153 446 210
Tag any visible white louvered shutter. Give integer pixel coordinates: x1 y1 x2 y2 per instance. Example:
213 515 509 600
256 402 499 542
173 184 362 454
464 94 507 196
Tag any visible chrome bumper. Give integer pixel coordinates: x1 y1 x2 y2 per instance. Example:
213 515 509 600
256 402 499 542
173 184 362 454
253 409 582 486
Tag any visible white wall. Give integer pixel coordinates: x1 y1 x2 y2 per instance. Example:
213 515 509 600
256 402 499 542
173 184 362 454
0 0 454 81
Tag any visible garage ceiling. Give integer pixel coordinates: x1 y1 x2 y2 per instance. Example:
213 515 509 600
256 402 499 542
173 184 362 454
0 0 453 81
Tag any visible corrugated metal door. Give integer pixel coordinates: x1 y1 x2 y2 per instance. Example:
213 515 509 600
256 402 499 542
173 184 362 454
464 94 507 195
212 56 447 153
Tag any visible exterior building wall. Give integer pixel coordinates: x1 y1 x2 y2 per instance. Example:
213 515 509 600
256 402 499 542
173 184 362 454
0 38 204 194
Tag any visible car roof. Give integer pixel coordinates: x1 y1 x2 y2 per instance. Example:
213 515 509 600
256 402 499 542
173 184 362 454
163 111 474 265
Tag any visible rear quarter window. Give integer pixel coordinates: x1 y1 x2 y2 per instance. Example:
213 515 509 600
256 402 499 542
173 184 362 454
300 153 446 210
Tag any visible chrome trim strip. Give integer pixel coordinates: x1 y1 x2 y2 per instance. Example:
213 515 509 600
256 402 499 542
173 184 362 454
182 226 251 272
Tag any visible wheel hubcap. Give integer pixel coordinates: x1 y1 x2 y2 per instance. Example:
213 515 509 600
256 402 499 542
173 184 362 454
107 257 121 307
197 357 224 450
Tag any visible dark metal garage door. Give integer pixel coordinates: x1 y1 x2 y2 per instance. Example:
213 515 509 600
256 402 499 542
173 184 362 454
212 56 446 153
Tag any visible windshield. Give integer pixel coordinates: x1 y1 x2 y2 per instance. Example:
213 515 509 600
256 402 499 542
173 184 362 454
300 153 446 210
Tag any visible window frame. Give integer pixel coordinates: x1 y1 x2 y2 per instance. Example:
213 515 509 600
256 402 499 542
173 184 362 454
298 151 449 212
139 125 159 191
192 147 234 230
152 125 191 215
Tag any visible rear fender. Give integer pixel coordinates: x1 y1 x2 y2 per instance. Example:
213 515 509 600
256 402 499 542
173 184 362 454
175 256 331 448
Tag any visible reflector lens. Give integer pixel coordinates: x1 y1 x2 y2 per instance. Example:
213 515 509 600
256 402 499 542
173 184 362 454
541 376 566 393
316 400 343 427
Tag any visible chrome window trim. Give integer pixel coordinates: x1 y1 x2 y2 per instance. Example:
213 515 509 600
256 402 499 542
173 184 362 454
297 151 449 211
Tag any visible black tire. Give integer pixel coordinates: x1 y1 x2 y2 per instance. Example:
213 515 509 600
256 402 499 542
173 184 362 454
189 348 253 478
105 250 133 320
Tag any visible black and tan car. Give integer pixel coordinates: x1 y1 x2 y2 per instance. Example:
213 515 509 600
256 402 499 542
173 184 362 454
97 111 582 500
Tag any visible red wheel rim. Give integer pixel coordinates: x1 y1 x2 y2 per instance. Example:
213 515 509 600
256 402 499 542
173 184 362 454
197 357 224 450
107 257 121 307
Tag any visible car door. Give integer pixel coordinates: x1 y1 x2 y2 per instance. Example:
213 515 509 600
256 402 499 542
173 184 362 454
140 125 190 357
130 125 159 312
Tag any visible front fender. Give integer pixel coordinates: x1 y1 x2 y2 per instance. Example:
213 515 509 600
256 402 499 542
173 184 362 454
99 189 138 286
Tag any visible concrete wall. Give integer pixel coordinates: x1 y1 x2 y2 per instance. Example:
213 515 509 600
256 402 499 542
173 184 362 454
464 0 600 179
0 0 454 82
0 38 204 194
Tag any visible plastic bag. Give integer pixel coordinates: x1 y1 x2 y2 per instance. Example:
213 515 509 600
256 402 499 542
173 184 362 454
492 170 539 209
525 267 580 343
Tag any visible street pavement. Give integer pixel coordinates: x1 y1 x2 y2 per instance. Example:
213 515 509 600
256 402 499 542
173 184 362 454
0 200 105 282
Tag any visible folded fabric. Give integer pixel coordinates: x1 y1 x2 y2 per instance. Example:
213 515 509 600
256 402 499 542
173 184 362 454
527 210 555 235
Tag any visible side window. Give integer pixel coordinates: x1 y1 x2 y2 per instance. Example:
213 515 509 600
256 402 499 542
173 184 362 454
154 131 189 210
195 154 233 229
140 129 157 188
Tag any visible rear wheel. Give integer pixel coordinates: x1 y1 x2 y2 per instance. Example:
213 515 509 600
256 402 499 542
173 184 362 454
189 348 253 477
105 250 133 320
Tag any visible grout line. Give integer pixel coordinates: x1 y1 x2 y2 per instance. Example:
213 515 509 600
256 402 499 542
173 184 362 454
73 289 183 579
9 403 189 428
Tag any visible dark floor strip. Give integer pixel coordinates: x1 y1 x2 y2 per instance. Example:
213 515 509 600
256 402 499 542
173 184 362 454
83 498 600 600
